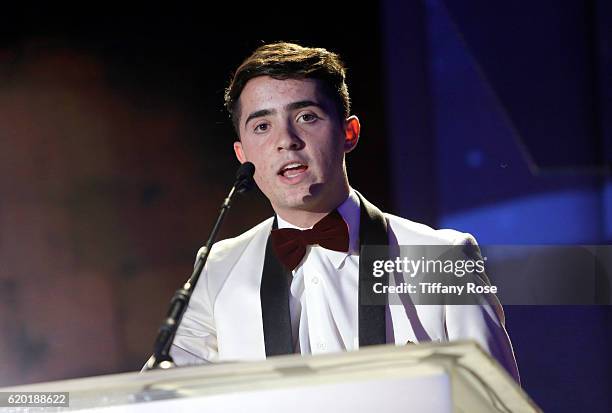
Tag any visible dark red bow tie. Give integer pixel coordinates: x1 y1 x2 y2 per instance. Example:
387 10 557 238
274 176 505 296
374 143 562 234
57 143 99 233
270 210 349 271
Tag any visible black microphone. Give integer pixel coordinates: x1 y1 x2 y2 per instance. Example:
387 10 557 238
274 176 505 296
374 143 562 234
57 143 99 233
235 162 255 194
144 162 255 370
236 161 255 183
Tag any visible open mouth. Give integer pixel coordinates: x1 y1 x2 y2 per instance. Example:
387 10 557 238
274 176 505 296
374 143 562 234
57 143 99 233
278 162 308 178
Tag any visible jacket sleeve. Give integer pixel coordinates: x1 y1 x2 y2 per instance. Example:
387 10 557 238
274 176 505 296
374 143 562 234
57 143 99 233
169 249 219 366
444 233 521 383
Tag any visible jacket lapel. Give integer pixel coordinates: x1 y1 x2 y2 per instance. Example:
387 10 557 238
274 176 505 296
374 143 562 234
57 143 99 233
355 191 389 347
213 219 272 361
260 217 294 356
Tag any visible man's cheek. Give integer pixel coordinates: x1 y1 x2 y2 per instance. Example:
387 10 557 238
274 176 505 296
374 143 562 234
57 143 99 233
253 173 265 189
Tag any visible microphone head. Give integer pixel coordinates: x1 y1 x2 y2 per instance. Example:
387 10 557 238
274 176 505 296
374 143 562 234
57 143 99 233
235 162 255 193
236 162 255 181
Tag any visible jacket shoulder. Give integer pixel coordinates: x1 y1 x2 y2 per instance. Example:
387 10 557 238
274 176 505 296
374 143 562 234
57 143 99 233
193 217 273 300
384 213 477 245
196 217 274 265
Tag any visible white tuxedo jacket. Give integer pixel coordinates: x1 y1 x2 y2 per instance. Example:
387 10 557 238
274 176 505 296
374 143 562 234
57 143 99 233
171 202 520 382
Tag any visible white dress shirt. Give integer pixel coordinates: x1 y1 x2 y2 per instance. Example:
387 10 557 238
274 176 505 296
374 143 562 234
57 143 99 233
277 189 362 355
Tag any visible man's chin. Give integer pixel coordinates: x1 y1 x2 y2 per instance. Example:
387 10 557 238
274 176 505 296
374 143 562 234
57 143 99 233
278 197 313 210
277 195 335 214
269 183 330 209
271 192 312 210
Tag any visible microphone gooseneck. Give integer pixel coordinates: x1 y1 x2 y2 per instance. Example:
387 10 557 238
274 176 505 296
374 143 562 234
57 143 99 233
144 162 255 370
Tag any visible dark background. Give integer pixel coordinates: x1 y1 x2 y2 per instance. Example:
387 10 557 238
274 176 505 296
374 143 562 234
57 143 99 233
0 1 610 411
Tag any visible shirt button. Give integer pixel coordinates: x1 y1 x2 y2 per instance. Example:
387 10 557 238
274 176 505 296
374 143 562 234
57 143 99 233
317 342 327 351
311 276 319 285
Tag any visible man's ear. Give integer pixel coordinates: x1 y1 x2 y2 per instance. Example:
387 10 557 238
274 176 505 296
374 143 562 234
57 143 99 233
344 115 360 153
233 140 247 163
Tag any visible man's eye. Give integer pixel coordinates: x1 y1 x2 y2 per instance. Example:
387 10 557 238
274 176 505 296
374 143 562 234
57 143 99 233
298 113 318 123
254 123 269 133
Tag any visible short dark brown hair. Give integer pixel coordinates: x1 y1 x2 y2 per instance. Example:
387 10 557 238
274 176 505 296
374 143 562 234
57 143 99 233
224 42 351 136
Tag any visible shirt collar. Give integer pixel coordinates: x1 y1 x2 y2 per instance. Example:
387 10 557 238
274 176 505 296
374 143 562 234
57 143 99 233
276 187 360 269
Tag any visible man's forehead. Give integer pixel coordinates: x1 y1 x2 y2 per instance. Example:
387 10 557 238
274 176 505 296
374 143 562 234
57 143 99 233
239 76 325 111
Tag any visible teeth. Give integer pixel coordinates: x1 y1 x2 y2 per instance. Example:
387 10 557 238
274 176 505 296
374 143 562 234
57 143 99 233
280 162 306 178
280 163 304 173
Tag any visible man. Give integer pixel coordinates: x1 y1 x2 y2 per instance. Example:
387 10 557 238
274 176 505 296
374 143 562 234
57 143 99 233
170 42 519 381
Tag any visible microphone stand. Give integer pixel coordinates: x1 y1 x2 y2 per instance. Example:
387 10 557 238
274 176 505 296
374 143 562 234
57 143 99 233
144 162 255 370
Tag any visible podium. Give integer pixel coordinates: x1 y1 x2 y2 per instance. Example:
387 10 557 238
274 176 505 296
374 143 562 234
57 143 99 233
1 341 540 412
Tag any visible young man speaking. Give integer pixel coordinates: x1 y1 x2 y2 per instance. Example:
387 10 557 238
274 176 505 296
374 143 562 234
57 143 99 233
170 42 519 381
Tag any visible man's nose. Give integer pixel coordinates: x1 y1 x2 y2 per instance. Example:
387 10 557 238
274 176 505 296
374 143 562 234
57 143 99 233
276 123 305 151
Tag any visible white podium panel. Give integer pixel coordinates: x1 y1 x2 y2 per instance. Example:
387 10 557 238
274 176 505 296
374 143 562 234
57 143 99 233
1 341 540 412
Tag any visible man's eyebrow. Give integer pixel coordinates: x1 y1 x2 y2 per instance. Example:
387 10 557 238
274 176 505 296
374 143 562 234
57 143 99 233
244 109 276 128
285 100 323 111
243 101 323 128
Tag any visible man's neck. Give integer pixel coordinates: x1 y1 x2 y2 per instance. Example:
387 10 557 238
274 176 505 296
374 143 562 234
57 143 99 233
275 187 351 229
276 210 333 229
